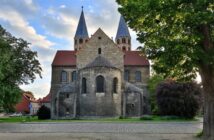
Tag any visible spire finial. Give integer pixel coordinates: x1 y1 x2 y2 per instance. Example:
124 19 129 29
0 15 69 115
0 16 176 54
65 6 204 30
74 5 89 38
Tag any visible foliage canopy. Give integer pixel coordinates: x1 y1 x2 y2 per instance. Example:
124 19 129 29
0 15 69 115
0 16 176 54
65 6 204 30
0 25 42 112
117 0 214 81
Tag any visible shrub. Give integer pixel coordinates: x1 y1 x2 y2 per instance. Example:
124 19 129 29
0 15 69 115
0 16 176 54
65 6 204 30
140 115 153 120
37 105 50 120
156 81 202 119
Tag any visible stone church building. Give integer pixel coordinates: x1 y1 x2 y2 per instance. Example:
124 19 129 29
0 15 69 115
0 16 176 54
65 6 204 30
50 9 150 119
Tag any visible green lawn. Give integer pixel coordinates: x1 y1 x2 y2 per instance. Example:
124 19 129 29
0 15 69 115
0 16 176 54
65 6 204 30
0 115 199 123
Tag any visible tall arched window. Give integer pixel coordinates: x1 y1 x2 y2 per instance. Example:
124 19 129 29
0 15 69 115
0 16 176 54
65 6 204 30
96 75 104 92
61 71 67 82
113 77 118 93
54 98 57 115
135 71 142 82
124 70 130 81
82 78 87 93
98 48 101 54
71 71 76 82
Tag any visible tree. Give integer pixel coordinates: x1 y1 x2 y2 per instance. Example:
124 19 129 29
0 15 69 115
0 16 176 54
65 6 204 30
0 25 42 112
148 74 164 114
116 1 214 139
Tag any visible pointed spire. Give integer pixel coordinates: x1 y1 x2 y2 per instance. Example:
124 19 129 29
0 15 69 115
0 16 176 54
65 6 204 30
116 16 131 39
75 7 89 38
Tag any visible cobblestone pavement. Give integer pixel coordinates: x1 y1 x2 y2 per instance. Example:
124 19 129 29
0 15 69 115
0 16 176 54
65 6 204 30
0 122 202 133
0 122 203 140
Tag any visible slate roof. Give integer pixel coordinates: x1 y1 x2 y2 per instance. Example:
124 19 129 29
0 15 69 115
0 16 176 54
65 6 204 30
84 55 116 68
74 10 89 38
52 51 149 67
116 16 131 39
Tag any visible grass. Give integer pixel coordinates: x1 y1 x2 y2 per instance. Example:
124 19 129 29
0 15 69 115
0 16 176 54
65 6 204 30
0 115 199 123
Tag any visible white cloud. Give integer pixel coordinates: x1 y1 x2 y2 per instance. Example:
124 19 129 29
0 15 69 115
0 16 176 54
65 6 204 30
60 5 66 9
0 10 54 49
42 10 76 40
0 0 144 99
20 81 50 99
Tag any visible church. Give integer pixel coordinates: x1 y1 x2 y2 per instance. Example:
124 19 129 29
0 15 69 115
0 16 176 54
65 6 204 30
50 9 150 119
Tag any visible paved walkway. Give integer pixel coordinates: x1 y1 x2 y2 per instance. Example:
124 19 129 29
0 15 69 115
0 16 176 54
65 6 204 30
0 133 201 140
0 121 203 140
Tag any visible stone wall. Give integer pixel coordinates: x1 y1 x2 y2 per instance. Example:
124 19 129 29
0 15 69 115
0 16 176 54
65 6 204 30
78 67 122 117
124 66 150 88
76 29 124 71
51 66 76 84
51 66 77 119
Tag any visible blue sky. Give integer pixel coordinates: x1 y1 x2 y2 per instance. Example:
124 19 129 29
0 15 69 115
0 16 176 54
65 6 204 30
0 0 143 98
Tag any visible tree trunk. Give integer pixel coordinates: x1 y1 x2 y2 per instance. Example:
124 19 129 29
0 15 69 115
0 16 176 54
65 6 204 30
200 66 214 140
203 91 214 140
199 24 214 140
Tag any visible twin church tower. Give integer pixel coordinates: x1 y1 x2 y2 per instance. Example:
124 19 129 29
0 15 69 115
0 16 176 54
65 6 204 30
50 8 150 119
74 8 131 51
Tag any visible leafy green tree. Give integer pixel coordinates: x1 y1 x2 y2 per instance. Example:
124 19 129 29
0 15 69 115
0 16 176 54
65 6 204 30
0 25 42 112
117 1 214 139
148 74 164 114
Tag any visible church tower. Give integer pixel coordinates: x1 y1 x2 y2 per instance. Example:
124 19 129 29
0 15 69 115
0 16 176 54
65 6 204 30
74 7 89 50
115 16 131 51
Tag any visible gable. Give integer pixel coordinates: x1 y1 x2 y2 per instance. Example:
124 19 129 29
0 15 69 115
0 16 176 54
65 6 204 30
76 28 124 70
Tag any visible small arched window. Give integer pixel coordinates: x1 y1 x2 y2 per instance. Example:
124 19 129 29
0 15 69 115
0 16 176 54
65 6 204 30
96 75 104 93
98 48 101 54
117 39 120 44
66 93 69 98
122 38 126 43
82 78 87 93
124 70 129 81
79 38 83 44
128 39 131 45
75 39 77 45
61 71 67 82
71 71 77 82
113 77 118 93
135 71 142 82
